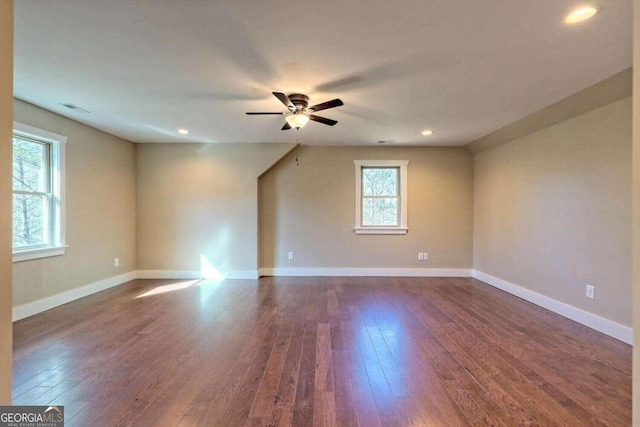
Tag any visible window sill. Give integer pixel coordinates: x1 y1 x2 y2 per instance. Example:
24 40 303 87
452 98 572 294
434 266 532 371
354 227 408 235
13 246 66 263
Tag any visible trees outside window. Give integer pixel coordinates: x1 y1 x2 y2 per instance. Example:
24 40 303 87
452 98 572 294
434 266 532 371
362 167 400 226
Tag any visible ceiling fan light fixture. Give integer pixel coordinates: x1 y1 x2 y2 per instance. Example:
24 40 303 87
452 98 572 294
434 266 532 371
286 113 310 129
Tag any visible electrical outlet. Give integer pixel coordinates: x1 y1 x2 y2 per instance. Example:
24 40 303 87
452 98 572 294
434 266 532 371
114 258 120 267
288 251 294 260
586 285 595 299
423 252 429 261
418 252 424 261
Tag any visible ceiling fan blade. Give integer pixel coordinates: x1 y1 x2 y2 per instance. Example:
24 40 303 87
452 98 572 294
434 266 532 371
246 112 285 115
308 99 343 112
281 122 292 130
309 115 337 126
272 92 294 110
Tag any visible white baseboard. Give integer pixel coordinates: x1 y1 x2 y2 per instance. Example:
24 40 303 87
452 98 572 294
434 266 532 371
13 271 137 322
472 270 633 345
259 267 472 277
136 270 200 279
136 270 259 280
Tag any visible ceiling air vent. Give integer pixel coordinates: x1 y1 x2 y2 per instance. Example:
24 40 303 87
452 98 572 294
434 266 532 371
58 103 90 113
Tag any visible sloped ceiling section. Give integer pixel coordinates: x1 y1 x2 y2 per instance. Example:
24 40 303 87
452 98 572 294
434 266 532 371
467 68 633 154
14 0 632 146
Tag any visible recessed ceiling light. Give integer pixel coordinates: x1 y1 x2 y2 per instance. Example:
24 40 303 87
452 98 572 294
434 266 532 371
178 129 189 135
565 4 602 24
421 130 433 136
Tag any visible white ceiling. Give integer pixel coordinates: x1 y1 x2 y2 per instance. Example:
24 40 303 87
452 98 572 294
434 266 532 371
14 1 632 146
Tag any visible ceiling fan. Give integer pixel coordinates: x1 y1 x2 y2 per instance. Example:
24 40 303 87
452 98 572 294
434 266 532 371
246 92 343 130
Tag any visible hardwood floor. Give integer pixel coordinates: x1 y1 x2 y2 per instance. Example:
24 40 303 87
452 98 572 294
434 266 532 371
12 277 631 426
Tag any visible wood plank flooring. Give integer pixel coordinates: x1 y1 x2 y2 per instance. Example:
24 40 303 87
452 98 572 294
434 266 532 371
12 277 631 426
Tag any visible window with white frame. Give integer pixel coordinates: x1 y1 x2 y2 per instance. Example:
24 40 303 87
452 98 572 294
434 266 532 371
354 160 408 234
12 122 66 262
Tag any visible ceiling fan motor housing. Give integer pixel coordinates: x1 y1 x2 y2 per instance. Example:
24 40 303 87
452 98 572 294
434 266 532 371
288 93 309 110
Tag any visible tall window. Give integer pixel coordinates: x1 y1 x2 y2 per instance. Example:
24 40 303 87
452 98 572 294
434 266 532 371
354 160 408 234
13 122 66 262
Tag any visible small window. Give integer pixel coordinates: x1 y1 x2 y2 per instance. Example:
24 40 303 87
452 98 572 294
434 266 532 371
12 122 66 262
354 160 408 234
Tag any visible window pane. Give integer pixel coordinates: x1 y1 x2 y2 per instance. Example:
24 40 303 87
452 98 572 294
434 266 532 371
13 137 48 192
362 168 398 196
13 194 48 248
363 197 398 226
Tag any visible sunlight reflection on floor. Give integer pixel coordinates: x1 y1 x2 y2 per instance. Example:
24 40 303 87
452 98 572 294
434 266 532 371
135 280 202 298
136 255 227 298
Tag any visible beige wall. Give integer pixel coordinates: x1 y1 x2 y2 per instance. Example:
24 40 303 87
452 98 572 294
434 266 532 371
136 143 295 274
632 1 639 423
259 146 473 270
473 97 632 327
0 0 13 405
12 100 137 306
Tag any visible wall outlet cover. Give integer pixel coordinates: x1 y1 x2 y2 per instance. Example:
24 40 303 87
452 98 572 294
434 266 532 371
586 285 595 299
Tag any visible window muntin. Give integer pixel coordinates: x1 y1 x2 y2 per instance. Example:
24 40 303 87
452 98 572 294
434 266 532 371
354 160 408 235
12 122 66 262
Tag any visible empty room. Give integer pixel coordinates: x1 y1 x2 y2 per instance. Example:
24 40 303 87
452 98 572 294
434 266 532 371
1 1 639 426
